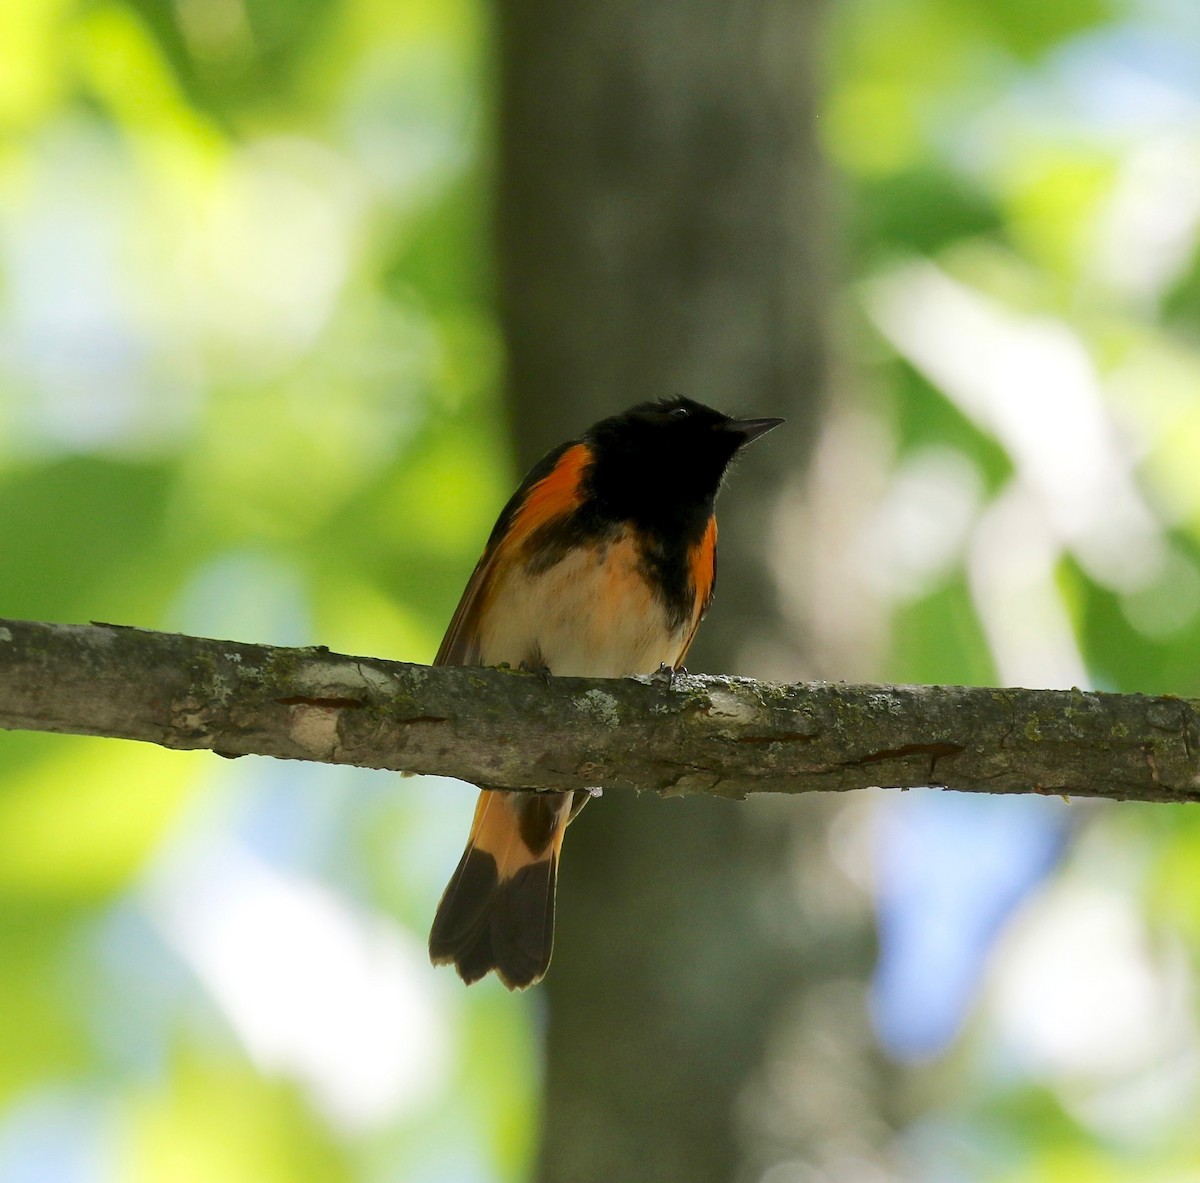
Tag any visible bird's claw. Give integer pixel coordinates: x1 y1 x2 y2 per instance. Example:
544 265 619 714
653 662 685 687
520 659 553 683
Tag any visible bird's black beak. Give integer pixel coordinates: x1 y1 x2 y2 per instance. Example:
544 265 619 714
725 416 784 446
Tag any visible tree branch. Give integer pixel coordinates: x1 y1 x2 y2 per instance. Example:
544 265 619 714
1 617 1197 804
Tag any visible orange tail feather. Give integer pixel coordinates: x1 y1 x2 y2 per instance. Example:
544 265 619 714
429 789 571 990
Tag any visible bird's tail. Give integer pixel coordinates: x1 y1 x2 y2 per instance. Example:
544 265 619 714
429 789 572 990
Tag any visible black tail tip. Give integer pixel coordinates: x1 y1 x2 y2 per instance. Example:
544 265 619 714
429 945 546 992
429 852 557 991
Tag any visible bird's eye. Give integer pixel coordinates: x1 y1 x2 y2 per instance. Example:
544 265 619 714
670 406 689 418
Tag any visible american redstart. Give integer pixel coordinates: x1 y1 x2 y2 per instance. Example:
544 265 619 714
428 398 782 988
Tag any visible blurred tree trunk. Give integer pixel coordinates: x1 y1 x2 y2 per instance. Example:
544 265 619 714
495 2 892 1179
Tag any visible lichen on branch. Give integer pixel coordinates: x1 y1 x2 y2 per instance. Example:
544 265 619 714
1 617 1198 804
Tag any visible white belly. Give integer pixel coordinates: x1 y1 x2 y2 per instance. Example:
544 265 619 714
476 531 692 677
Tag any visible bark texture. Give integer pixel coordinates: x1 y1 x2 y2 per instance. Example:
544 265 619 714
494 0 837 1176
487 0 1183 1174
2 618 1196 802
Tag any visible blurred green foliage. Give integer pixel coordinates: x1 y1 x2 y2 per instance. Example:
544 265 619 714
826 0 1200 1175
0 0 534 1179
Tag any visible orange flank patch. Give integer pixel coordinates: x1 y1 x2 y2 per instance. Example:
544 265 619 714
690 515 717 607
432 444 593 667
507 443 591 550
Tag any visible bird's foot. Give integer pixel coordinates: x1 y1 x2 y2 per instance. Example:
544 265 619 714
653 662 686 687
519 659 553 683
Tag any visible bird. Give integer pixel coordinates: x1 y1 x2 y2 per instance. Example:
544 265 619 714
427 397 783 989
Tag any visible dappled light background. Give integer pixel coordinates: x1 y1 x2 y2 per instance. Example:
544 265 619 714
795 0 1200 1177
0 3 536 1181
2 0 1200 1180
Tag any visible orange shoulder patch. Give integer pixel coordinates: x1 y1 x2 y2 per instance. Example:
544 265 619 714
690 515 717 608
506 443 591 549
